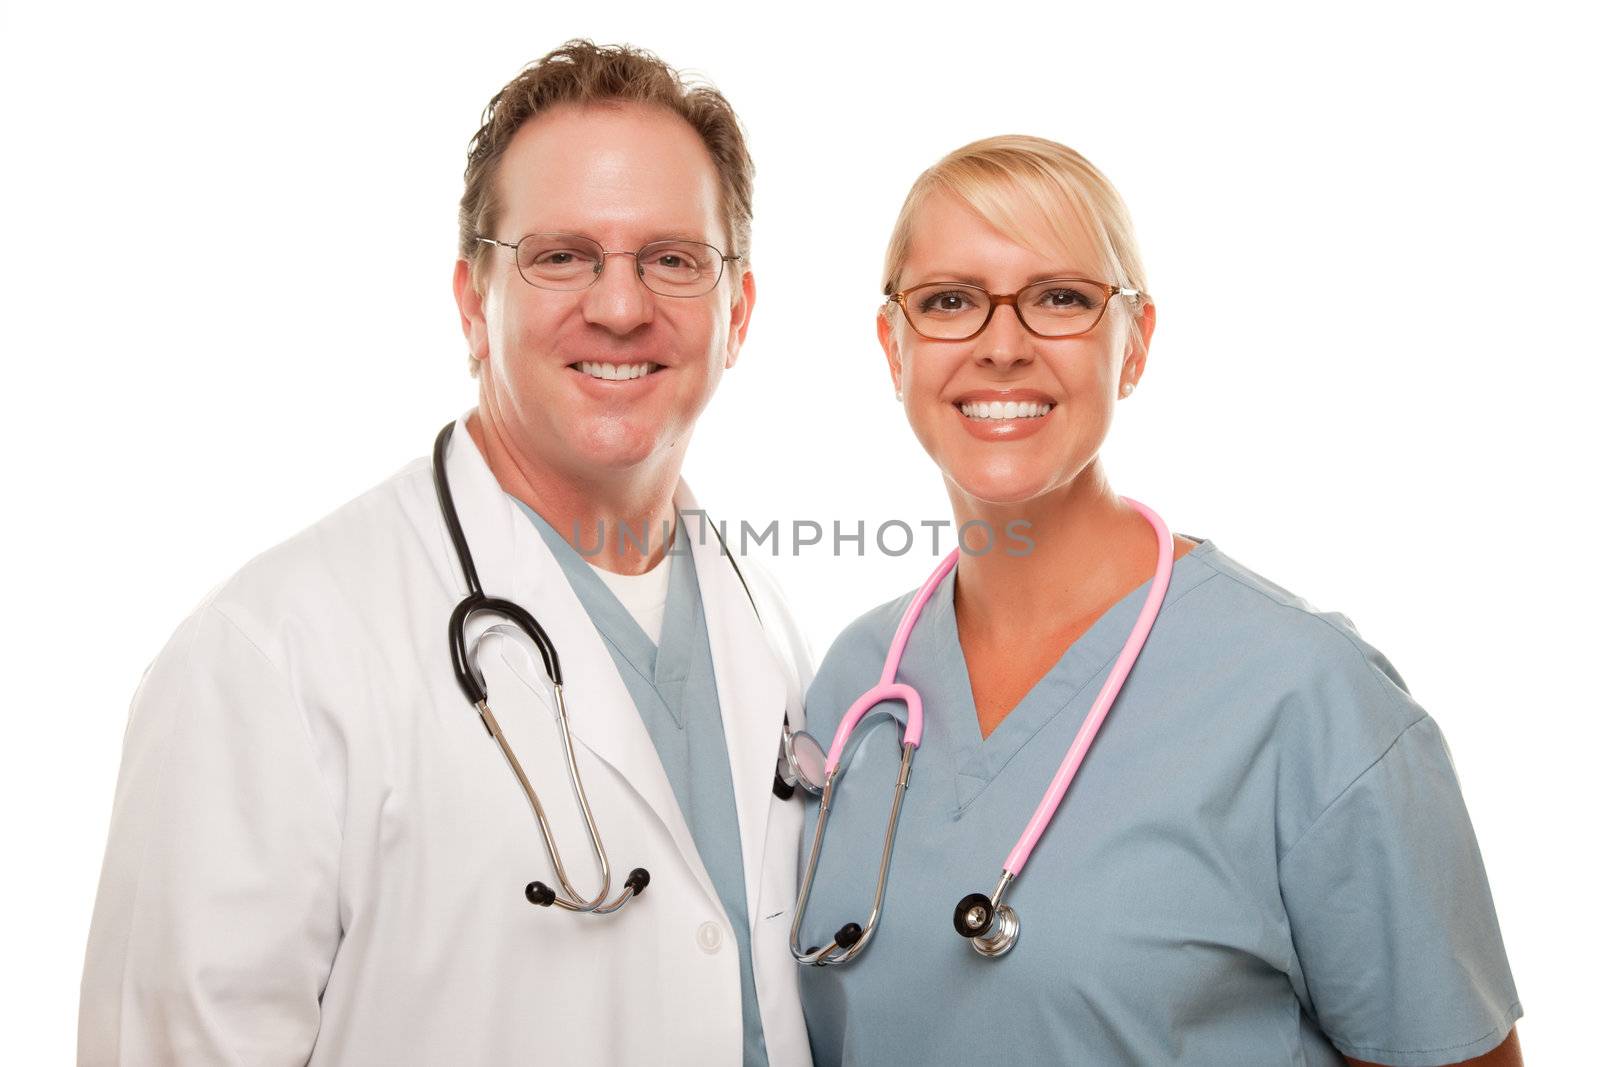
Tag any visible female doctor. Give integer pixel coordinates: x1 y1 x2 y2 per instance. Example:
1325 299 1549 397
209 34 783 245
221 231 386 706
792 137 1522 1065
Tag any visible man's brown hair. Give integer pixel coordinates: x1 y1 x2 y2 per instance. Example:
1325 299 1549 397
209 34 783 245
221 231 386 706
458 39 755 290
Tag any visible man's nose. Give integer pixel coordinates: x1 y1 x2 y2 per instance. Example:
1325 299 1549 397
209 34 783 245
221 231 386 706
976 303 1033 371
581 253 654 334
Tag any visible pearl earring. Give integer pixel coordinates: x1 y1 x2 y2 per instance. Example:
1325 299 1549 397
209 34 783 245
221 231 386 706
895 388 903 401
1120 381 1134 397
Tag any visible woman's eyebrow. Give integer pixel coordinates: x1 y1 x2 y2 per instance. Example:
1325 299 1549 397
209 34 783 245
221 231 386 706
910 272 989 287
909 270 1096 289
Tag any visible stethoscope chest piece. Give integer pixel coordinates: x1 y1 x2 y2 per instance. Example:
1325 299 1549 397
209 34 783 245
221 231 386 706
954 892 1020 958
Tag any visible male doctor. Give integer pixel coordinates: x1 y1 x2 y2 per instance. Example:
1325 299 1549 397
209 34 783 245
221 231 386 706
80 41 812 1065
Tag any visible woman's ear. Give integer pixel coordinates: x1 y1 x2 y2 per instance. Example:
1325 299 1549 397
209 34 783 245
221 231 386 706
1122 298 1157 386
878 308 904 398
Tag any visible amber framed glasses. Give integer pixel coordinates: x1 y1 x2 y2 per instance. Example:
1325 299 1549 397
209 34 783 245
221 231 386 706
476 233 741 298
886 278 1141 341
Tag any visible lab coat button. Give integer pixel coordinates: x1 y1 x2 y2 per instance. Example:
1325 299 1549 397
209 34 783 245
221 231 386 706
696 921 724 954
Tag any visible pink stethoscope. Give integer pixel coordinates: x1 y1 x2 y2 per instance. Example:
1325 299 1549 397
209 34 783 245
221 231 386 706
783 499 1174 964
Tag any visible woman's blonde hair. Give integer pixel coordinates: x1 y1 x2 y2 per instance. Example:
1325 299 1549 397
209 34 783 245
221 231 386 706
881 135 1150 351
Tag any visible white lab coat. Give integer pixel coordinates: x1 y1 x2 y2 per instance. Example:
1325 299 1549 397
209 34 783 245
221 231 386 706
79 415 814 1066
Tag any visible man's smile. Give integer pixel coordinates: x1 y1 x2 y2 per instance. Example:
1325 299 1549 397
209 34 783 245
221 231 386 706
570 360 664 381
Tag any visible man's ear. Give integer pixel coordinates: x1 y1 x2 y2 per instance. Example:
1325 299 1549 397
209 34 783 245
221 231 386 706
723 268 757 370
453 258 489 368
878 308 904 397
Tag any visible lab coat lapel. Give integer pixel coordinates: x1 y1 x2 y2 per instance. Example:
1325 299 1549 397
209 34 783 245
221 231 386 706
439 416 719 906
677 486 789 926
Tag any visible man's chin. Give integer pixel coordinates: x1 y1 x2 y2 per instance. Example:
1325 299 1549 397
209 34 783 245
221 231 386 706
566 424 684 478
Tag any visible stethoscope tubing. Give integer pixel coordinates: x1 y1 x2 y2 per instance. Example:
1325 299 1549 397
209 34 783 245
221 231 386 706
793 495 1173 963
821 550 958 775
432 421 648 915
1002 497 1172 877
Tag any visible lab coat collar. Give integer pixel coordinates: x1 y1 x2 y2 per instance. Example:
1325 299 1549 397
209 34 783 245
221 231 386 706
676 485 790 932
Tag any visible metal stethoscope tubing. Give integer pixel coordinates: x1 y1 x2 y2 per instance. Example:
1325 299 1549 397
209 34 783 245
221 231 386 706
433 421 649 914
789 556 949 967
790 498 1173 963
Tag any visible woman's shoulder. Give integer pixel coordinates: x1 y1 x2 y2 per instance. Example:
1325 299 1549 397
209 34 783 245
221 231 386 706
1181 540 1407 680
1178 539 1431 782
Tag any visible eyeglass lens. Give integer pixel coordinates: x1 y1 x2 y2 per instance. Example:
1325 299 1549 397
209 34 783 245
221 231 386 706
904 280 1111 339
514 234 726 296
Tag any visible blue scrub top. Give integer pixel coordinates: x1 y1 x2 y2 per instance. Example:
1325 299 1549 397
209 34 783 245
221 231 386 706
797 539 1519 1067
517 502 769 1067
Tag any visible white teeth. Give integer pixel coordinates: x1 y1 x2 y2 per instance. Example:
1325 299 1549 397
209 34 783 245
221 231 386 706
958 400 1054 420
577 361 659 381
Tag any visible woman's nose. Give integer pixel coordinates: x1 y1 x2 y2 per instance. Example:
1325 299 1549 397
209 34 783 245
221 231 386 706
975 304 1033 370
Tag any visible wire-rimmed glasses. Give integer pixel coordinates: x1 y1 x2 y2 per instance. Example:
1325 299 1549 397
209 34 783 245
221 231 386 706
476 233 740 298
887 278 1141 341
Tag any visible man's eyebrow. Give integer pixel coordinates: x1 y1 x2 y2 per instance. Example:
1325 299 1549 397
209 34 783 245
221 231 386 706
519 229 722 248
649 231 717 245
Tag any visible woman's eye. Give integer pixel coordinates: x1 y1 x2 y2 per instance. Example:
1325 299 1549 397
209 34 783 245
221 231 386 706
919 290 975 313
1039 288 1089 307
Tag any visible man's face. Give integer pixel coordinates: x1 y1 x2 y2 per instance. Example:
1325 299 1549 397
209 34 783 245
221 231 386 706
455 102 753 484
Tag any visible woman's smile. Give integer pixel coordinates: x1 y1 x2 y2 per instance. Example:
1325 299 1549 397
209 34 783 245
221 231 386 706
951 387 1058 441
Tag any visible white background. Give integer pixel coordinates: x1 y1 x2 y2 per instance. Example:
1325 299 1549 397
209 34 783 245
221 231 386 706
3 0 1595 1061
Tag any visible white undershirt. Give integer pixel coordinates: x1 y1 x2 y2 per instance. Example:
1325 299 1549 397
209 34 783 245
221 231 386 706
587 555 672 645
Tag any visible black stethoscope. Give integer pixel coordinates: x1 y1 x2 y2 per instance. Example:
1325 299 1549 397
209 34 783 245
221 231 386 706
434 421 650 914
434 420 804 916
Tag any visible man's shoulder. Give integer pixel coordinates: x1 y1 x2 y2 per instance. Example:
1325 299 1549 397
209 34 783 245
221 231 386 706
195 456 439 647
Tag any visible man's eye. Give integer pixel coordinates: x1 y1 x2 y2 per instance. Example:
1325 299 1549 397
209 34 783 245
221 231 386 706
534 249 593 266
645 248 703 273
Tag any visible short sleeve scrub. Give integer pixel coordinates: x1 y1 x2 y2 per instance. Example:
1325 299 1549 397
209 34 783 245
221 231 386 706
795 539 1520 1067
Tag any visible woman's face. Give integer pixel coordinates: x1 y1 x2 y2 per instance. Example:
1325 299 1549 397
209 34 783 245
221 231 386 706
879 189 1155 510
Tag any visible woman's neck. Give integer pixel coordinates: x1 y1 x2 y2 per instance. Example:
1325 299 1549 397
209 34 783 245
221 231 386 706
949 461 1198 738
948 461 1172 643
